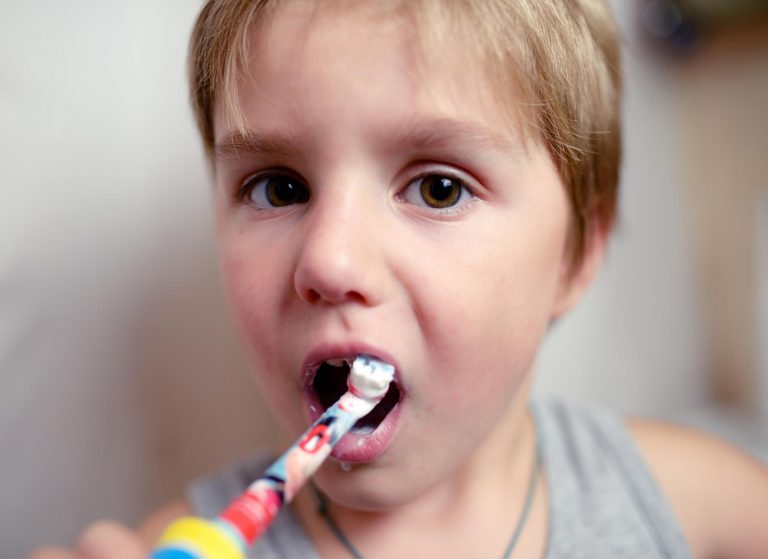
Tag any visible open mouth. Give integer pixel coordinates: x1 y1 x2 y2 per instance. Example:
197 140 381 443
310 358 401 435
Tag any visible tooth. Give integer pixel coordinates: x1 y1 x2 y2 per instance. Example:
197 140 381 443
325 358 347 367
351 424 375 436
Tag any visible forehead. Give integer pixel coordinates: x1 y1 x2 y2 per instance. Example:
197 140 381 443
213 0 527 148
251 2 416 102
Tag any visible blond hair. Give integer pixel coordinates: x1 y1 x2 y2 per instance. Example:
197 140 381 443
188 0 622 269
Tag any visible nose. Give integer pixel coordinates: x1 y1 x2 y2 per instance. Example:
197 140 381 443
293 192 385 307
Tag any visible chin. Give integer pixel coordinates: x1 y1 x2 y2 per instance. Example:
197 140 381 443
314 459 444 512
312 459 424 512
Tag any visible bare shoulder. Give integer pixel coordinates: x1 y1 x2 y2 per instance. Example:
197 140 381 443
137 500 192 547
629 419 768 559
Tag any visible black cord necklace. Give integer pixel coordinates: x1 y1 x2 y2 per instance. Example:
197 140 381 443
310 416 543 559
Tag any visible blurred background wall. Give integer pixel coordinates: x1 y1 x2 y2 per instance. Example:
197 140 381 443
1 1 766 556
538 0 768 433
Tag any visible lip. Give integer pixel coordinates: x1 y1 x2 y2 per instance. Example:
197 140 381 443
331 401 402 462
301 342 404 463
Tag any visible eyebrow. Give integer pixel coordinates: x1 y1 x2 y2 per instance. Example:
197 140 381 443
213 117 525 162
389 117 526 159
213 130 302 161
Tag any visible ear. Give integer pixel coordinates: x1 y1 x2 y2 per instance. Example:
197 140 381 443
551 219 609 319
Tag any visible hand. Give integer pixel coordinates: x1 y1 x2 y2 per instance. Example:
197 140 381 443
28 521 147 559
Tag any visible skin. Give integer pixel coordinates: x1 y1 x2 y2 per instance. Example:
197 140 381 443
29 2 768 558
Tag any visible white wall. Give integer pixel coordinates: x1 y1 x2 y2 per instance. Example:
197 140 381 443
1 1 760 556
760 195 768 428
1 2 274 556
536 0 709 415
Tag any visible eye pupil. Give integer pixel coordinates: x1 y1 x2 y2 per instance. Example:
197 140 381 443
266 176 308 207
420 176 461 208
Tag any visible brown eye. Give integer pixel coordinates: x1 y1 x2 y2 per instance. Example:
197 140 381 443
401 173 471 210
419 175 461 208
245 173 310 208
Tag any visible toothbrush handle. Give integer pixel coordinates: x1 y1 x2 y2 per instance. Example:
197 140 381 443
150 392 375 559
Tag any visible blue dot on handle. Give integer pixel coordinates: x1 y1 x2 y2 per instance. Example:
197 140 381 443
150 546 201 559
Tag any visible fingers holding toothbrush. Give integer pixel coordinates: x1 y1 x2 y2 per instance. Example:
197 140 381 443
28 502 188 559
29 521 146 559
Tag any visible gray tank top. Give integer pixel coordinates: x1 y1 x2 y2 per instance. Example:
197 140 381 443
187 399 692 558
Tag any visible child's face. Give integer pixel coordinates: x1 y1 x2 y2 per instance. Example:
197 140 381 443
212 2 580 508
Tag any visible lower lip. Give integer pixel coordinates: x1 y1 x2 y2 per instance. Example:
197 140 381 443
304 397 402 463
332 402 401 463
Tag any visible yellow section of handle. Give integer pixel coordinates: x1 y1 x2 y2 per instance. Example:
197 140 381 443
157 517 246 559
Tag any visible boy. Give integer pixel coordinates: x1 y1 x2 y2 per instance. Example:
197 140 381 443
32 0 768 558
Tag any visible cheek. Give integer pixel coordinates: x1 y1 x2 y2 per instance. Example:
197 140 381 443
217 238 291 373
219 232 286 320
219 242 307 430
215 203 278 318
221 250 265 330
421 223 564 350
407 215 568 409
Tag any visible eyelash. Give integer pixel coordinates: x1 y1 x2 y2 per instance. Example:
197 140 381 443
235 170 298 200
235 169 477 212
233 169 309 211
397 171 476 213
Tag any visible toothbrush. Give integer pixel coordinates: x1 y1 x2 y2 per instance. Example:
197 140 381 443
150 355 395 559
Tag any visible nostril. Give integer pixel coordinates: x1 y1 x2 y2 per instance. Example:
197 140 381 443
347 290 366 304
304 288 321 305
296 274 369 306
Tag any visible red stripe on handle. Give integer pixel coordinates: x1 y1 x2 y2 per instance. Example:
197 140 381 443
220 485 281 544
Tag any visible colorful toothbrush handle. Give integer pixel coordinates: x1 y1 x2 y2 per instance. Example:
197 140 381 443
151 357 394 559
